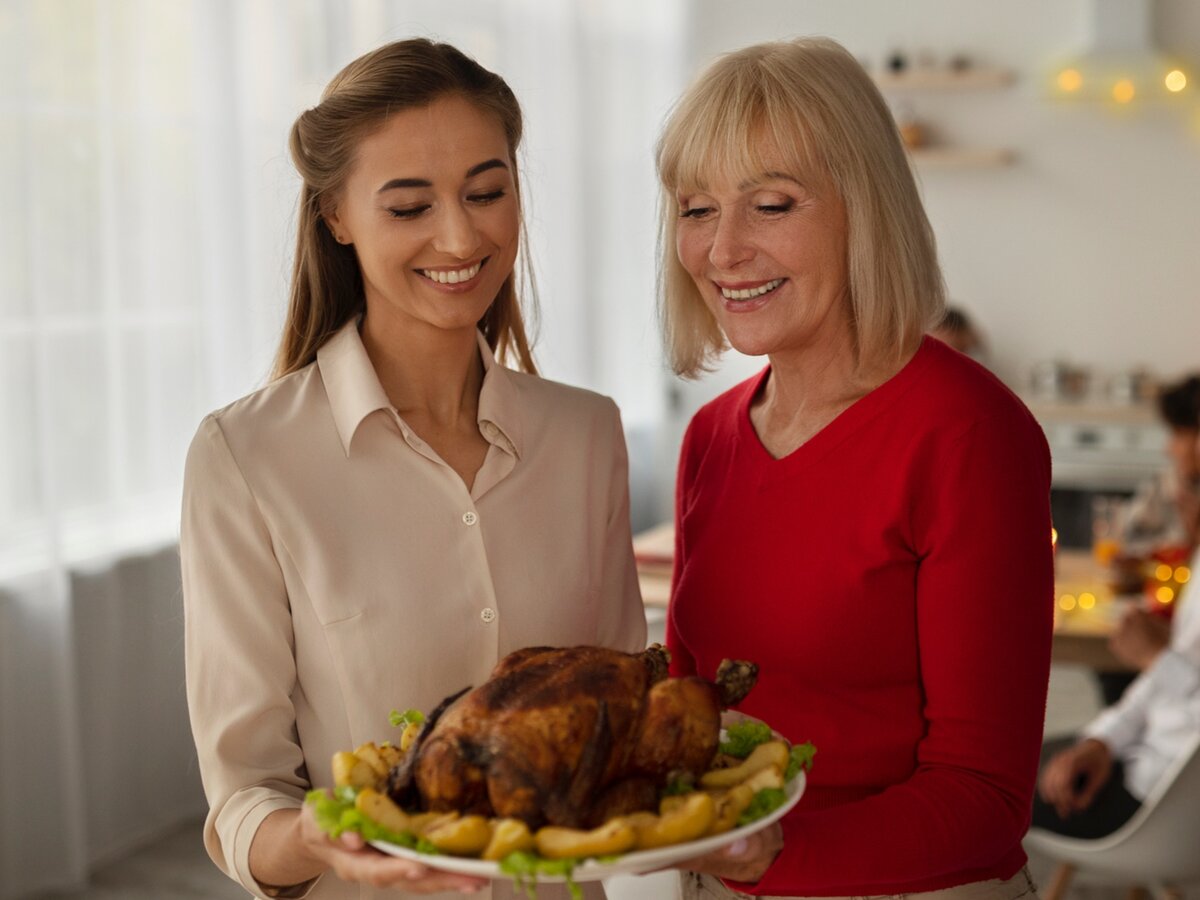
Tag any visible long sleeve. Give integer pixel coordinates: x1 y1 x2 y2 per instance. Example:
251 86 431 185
181 415 317 900
595 402 648 653
1082 676 1154 758
746 412 1054 893
671 346 1056 895
666 417 702 679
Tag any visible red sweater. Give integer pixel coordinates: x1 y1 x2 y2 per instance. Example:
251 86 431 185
668 338 1054 896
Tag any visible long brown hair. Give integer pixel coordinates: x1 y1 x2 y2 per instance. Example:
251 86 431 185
273 38 538 379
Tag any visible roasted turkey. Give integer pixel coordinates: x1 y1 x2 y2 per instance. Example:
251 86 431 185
387 644 757 829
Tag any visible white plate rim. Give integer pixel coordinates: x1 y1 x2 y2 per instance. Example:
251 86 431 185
368 769 804 883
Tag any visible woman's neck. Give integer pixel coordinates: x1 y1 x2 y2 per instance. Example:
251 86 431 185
359 313 484 429
750 331 906 459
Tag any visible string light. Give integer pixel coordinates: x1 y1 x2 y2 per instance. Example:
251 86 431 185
1058 68 1084 93
1156 585 1175 604
1155 563 1173 581
1176 566 1191 584
1113 79 1136 103
1164 69 1187 92
1079 593 1096 610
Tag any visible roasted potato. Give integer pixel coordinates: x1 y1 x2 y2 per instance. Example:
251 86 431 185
409 811 459 836
699 741 789 789
707 783 755 835
481 818 535 861
741 765 785 793
332 751 381 790
658 795 687 815
399 722 422 753
632 792 715 850
377 741 404 769
355 788 413 835
535 818 637 860
425 815 492 856
353 742 389 780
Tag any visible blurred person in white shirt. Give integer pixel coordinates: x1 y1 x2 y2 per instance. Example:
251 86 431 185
1033 421 1200 839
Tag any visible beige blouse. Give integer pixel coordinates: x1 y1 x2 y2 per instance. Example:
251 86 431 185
181 321 647 900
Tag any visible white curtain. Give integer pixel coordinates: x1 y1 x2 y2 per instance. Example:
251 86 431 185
0 1 683 896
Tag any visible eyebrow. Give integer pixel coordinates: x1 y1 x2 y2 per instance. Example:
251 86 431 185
738 171 805 191
376 158 509 194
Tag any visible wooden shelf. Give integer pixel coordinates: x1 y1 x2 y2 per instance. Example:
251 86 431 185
908 147 1015 169
874 68 1015 91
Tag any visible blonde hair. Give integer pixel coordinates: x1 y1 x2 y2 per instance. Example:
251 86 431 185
656 37 944 378
274 38 537 379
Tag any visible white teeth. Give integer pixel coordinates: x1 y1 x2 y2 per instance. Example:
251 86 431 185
721 278 783 301
420 261 482 284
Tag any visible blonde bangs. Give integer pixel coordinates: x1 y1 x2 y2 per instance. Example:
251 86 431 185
659 58 828 200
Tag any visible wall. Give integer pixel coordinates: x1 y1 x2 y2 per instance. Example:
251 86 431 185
0 546 206 899
663 0 1200 443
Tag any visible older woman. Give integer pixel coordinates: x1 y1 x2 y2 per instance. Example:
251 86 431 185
181 39 645 900
657 38 1054 898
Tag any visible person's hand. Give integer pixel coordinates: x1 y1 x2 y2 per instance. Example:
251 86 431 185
295 805 487 894
672 822 782 884
1037 739 1113 819
1109 606 1170 671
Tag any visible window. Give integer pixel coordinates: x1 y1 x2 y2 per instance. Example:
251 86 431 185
0 0 682 579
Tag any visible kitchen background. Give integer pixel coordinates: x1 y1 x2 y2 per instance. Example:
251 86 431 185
1 0 1198 897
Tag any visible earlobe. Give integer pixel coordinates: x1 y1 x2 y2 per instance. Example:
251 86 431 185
324 220 349 245
322 204 349 245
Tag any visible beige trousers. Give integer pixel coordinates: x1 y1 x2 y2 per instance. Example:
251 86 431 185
679 866 1040 900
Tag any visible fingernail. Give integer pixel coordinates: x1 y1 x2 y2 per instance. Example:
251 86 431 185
724 838 749 858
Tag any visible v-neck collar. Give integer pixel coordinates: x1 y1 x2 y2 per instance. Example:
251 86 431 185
736 337 937 482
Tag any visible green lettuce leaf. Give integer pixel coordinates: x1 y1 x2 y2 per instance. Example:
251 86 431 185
737 787 787 826
388 708 426 729
785 742 817 781
718 721 773 758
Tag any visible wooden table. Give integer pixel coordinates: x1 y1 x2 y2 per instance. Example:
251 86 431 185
633 525 1132 671
1051 549 1135 671
633 522 674 609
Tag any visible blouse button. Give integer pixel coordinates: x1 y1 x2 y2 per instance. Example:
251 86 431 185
462 511 478 526
480 607 497 623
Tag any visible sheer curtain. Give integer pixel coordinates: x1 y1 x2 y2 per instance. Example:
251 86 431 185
0 1 683 895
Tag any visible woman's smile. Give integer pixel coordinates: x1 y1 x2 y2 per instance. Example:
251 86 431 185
716 277 787 312
416 257 488 291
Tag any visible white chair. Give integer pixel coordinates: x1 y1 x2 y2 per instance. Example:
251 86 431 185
1025 734 1200 900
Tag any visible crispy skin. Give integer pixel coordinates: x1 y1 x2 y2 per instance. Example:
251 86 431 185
400 645 750 829
630 677 723 777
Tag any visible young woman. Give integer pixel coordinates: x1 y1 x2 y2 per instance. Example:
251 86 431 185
181 39 645 900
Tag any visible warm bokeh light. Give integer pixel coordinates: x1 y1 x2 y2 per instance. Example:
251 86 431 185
1057 68 1083 93
1093 538 1120 565
1078 592 1096 610
1155 563 1174 581
1059 594 1077 611
1051 527 1058 548
1165 69 1187 92
1156 585 1175 604
1113 79 1135 103
1176 566 1191 584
